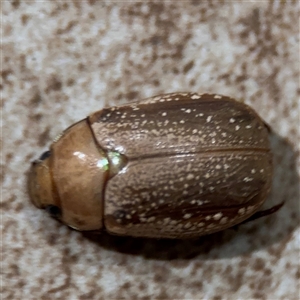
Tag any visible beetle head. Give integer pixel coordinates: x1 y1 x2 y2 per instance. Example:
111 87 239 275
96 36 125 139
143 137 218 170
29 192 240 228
28 120 110 231
28 151 60 214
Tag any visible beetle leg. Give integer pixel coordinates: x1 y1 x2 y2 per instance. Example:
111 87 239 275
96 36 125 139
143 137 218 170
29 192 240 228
240 201 285 224
263 121 272 133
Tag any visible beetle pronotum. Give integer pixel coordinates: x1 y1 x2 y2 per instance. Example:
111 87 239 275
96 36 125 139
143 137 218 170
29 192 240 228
28 93 281 238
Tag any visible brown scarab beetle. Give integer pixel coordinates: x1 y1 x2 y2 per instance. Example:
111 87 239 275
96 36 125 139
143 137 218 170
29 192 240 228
28 93 281 238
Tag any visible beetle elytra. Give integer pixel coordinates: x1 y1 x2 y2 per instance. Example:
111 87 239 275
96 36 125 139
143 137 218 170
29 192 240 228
28 93 278 238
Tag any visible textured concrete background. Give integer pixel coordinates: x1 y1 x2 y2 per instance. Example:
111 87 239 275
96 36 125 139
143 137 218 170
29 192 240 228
2 1 299 299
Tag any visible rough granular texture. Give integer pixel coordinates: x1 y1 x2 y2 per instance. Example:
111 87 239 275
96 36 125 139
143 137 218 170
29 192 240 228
2 1 299 299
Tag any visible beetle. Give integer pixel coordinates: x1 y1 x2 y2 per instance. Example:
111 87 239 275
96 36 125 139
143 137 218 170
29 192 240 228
28 92 281 239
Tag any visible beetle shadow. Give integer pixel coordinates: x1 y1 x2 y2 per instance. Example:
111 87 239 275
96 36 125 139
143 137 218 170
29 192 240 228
82 131 299 260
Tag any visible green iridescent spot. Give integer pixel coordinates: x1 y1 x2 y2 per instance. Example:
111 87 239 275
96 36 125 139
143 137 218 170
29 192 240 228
108 152 122 166
97 157 109 171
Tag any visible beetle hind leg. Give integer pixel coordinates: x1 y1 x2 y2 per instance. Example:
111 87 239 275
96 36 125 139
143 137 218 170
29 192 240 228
240 201 284 225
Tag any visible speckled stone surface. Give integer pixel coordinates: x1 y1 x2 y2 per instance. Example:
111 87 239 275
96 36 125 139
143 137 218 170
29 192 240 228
2 1 299 299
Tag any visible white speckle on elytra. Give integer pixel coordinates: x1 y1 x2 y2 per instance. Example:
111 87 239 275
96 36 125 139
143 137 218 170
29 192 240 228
183 213 192 219
251 169 256 174
221 132 227 137
224 164 229 169
211 138 216 144
197 222 204 227
151 129 160 136
147 216 155 222
246 125 252 129
191 94 201 99
220 217 228 224
238 208 246 215
192 129 198 134
206 116 212 122
213 212 223 220
229 118 235 123
235 125 240 131
180 120 185 124
184 222 192 229
204 173 210 179
216 164 221 169
243 177 253 182
162 112 167 116
214 95 222 99
246 206 255 212
164 217 170 224
209 132 216 137
205 216 211 221
177 224 183 230
187 174 194 180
